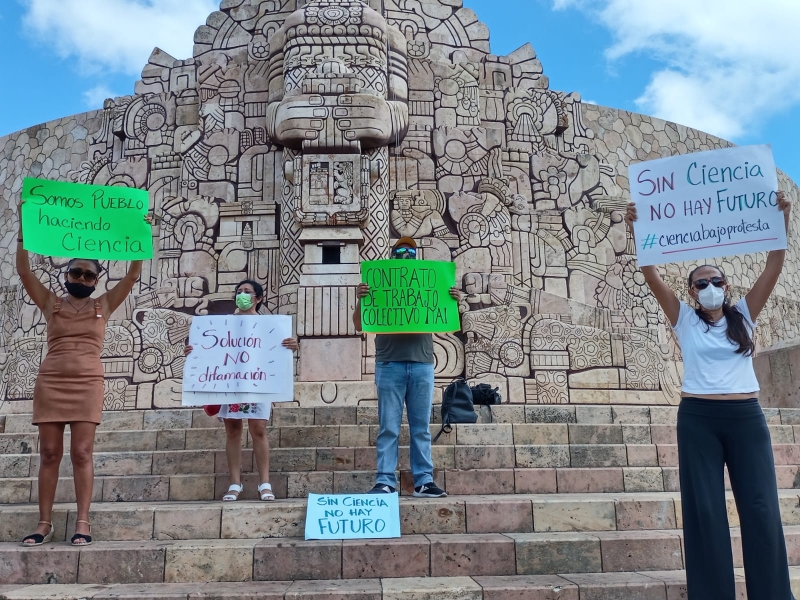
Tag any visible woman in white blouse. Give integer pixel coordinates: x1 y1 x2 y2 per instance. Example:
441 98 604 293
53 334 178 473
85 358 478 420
626 191 792 600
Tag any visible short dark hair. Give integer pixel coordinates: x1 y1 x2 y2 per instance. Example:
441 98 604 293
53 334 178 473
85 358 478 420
67 258 102 274
235 279 265 310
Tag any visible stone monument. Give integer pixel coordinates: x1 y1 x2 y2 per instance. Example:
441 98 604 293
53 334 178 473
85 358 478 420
1 0 799 413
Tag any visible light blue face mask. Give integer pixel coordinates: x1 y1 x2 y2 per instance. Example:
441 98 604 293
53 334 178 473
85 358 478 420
235 293 254 310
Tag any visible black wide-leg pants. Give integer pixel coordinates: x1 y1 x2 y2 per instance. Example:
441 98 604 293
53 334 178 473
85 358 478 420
678 398 794 599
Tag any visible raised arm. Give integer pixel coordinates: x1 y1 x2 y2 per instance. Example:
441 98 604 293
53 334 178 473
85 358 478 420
100 215 154 316
625 203 681 326
745 191 791 321
352 283 369 332
16 201 56 314
101 261 143 316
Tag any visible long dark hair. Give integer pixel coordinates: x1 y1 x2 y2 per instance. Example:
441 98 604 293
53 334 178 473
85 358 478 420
687 265 755 356
235 279 264 311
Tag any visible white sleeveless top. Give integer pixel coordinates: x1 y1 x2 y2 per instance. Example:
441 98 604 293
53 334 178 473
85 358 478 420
671 298 760 395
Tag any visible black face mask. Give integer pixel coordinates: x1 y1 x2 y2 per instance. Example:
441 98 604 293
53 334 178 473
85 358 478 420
65 282 95 299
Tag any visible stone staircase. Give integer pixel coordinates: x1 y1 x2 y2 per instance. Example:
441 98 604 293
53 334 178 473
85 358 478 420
2 404 800 599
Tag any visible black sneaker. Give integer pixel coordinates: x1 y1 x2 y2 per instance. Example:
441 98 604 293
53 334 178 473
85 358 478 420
413 483 447 498
367 484 396 494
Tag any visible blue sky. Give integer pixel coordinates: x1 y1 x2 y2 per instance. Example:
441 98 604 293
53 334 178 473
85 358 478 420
1 0 798 184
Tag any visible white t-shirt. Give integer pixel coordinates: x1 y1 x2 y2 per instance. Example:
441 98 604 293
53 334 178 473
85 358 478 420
671 298 760 395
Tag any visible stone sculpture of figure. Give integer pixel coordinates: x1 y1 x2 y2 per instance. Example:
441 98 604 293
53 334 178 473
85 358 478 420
333 162 354 205
391 190 449 238
264 0 409 226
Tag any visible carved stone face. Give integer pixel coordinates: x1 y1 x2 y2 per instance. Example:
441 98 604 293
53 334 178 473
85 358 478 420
396 193 413 211
282 3 384 97
268 1 408 153
265 0 409 227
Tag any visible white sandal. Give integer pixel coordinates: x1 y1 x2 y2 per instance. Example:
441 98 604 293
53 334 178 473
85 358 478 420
222 483 244 501
258 483 275 501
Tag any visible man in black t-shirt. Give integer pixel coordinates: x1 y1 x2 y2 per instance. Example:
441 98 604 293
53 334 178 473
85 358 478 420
353 237 460 497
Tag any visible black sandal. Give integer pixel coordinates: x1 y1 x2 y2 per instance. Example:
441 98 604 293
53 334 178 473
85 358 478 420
21 521 53 546
71 520 92 546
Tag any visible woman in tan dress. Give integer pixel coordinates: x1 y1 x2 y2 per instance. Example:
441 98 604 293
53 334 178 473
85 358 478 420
17 202 151 546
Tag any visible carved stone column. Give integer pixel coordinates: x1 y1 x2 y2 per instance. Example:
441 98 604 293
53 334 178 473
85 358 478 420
265 1 409 382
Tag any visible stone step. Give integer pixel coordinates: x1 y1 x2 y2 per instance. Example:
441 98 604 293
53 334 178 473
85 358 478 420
0 405 667 433
6 568 798 600
0 423 686 454
3 528 800 586
6 404 796 433
5 442 800 481
4 421 799 454
4 459 800 504
4 492 800 543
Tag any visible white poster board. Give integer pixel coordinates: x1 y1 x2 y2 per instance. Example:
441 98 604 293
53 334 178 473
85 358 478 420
181 315 294 406
628 144 786 266
305 493 401 540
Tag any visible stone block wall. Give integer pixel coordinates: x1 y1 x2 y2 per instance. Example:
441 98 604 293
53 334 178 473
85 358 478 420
756 346 800 408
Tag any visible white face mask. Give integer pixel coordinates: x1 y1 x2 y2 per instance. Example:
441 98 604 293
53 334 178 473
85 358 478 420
697 285 725 310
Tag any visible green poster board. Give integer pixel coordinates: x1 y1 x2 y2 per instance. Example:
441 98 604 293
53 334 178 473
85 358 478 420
360 260 460 334
21 178 152 261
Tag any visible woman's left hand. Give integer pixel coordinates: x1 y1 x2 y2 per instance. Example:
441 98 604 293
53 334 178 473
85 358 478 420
777 191 791 232
449 286 462 301
282 338 299 352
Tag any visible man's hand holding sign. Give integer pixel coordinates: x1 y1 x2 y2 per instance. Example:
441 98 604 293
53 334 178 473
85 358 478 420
356 262 461 334
354 236 461 334
352 237 452 499
307 239 420 538
627 145 787 267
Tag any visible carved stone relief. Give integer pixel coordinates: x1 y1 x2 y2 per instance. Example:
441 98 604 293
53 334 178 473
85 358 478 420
0 0 798 410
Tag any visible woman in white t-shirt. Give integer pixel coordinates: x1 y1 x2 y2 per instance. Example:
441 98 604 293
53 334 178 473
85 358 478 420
626 191 792 600
185 279 298 501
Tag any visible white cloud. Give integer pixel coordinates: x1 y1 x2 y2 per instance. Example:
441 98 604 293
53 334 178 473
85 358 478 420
82 85 121 108
553 0 800 140
21 0 219 74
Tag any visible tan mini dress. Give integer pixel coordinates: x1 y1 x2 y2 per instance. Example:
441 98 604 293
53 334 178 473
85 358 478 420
32 297 107 425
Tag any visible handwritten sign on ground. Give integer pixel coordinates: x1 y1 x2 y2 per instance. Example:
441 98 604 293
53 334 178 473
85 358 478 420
305 493 401 540
628 145 786 266
21 178 152 261
182 315 293 406
360 260 459 334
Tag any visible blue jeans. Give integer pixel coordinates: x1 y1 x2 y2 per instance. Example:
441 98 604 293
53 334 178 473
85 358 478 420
374 361 435 488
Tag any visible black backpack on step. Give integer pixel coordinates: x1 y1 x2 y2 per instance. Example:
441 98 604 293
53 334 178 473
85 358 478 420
433 378 477 442
469 383 502 425
471 383 502 406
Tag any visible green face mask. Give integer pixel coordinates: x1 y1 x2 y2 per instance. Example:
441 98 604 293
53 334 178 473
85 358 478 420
235 293 254 311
